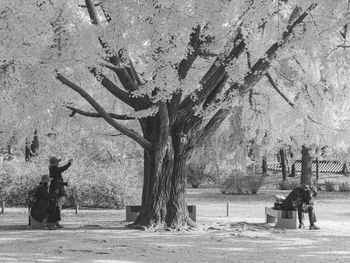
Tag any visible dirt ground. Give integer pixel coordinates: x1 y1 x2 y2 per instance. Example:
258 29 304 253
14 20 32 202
1 187 350 263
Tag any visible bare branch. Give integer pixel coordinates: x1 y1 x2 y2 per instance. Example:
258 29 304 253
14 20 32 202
265 72 343 129
265 72 294 107
66 106 135 120
57 73 152 150
103 133 124 137
85 0 100 25
100 2 111 22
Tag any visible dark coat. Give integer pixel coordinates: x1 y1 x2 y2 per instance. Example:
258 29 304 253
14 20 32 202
49 162 71 195
30 183 54 222
281 185 314 211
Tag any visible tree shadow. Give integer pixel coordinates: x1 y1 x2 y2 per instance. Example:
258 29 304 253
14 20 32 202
0 224 131 232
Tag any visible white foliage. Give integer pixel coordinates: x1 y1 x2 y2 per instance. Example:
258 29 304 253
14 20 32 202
1 0 350 157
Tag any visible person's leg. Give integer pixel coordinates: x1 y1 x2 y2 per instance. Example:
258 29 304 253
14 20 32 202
55 197 64 228
308 206 319 230
297 208 304 228
46 212 57 230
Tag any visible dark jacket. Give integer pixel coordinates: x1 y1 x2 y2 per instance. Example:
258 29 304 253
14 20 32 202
49 162 71 195
281 185 314 211
30 183 55 222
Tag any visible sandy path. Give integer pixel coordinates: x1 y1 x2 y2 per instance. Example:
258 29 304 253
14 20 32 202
1 189 350 263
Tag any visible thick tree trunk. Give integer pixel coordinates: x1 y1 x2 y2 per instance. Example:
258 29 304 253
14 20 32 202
166 136 192 228
279 149 288 182
301 145 312 185
134 104 192 230
135 135 192 230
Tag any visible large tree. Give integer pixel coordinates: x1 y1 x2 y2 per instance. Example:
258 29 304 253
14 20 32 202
2 0 350 230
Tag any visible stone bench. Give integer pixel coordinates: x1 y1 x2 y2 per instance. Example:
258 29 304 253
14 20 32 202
126 205 196 222
265 207 297 229
29 215 47 229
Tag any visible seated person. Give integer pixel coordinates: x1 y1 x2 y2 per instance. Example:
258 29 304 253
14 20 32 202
281 184 319 230
30 174 58 230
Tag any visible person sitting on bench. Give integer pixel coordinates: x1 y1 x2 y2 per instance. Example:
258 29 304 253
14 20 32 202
281 184 319 230
30 174 58 230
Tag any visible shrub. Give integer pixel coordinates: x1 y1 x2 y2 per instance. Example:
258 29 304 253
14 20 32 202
248 176 264 194
324 180 336 192
0 159 43 206
339 182 350 192
220 171 264 194
278 181 300 190
0 144 142 208
186 163 215 188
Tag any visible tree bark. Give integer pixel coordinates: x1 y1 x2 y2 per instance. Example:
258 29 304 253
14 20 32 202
301 145 312 185
279 149 288 182
135 133 192 229
133 104 193 230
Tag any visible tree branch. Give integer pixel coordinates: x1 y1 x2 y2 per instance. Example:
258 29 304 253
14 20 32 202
265 72 334 128
66 106 135 120
57 73 152 150
265 72 295 107
84 0 142 94
178 25 201 80
85 0 100 25
169 26 202 126
108 63 139 92
100 2 111 22
227 3 317 98
195 108 231 147
190 3 317 144
178 30 246 121
128 60 144 86
89 67 138 109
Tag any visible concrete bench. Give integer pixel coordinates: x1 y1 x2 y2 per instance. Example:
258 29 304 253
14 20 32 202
29 215 47 229
265 207 297 229
126 205 196 222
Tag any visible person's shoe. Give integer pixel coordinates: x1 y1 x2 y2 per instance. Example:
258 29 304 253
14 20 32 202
309 224 320 230
298 223 305 229
44 223 57 230
55 223 64 229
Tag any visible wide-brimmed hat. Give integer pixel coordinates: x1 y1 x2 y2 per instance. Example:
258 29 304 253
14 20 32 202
49 157 61 167
309 185 317 196
40 174 52 183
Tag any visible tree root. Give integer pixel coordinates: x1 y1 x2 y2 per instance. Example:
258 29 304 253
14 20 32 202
127 218 196 232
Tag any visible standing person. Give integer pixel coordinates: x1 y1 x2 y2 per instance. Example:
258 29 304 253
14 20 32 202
281 184 319 230
48 156 73 228
30 174 58 230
